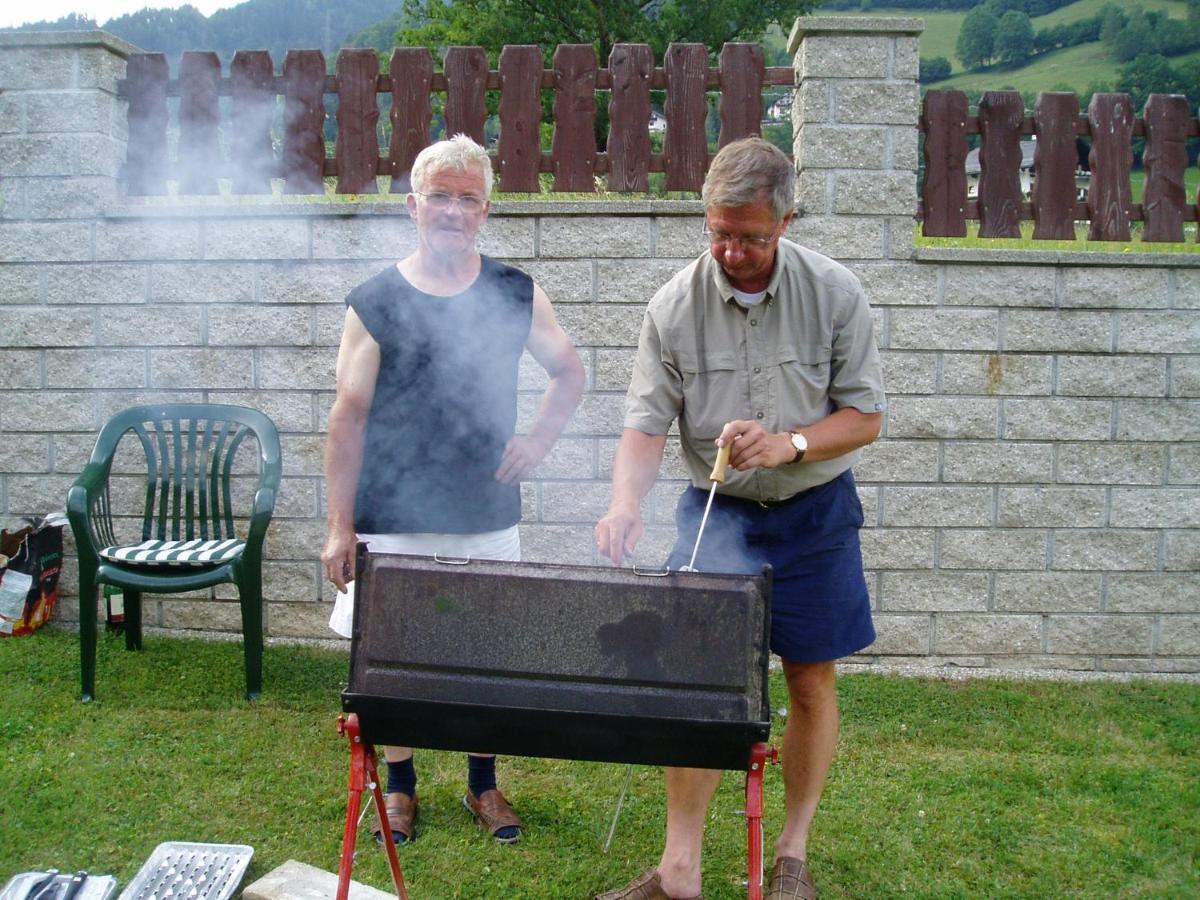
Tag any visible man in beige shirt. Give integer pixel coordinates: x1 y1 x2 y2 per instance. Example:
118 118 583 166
595 138 885 900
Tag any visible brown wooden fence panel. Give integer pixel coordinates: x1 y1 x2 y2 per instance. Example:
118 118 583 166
717 43 764 149
920 89 968 237
663 43 709 192
335 49 380 194
551 44 598 192
230 50 276 194
444 46 488 146
497 45 543 193
977 90 1024 238
178 52 221 195
1141 93 1190 243
1031 91 1079 240
1087 93 1135 241
606 43 653 192
124 53 169 196
388 47 434 193
282 49 327 194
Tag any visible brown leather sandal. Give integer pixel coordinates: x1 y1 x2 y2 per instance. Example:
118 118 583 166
370 791 418 844
767 856 816 900
594 869 703 900
463 788 523 843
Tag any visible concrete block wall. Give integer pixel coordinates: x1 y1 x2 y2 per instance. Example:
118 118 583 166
1 24 1197 672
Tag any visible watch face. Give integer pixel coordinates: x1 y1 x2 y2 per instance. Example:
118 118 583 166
791 432 807 453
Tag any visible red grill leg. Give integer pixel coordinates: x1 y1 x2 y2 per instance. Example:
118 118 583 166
745 743 778 900
337 714 408 900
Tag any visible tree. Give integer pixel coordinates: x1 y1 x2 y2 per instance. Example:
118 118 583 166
1116 52 1184 112
994 10 1034 67
398 0 819 63
919 56 952 83
956 5 1000 70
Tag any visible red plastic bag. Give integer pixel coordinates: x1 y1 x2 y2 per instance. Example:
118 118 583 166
0 515 65 636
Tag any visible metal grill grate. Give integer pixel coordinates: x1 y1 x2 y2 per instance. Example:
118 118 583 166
117 843 252 900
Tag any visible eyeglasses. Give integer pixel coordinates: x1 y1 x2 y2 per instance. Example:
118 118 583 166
415 191 486 213
702 225 779 249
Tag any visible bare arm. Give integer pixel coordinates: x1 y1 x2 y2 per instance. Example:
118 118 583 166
719 408 883 471
495 283 586 484
320 308 380 592
594 428 669 565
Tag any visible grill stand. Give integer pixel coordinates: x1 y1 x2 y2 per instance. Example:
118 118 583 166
336 715 408 900
335 713 776 900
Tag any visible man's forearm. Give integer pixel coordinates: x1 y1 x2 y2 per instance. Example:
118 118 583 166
527 364 585 449
610 429 668 509
324 405 368 531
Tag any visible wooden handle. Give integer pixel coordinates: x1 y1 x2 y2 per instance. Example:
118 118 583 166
709 441 733 483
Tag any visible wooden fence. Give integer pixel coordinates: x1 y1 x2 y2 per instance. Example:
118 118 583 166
921 89 1200 243
118 44 793 197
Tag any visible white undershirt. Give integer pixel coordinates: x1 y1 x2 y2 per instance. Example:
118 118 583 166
732 288 768 308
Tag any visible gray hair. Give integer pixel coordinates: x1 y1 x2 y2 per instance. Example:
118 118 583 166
701 137 795 220
410 134 494 199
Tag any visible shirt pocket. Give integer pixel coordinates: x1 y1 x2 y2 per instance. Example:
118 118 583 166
771 344 832 424
676 350 742 438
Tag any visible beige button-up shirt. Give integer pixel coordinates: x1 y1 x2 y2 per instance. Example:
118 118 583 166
624 238 886 502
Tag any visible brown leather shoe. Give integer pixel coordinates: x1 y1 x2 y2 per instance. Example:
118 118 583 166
593 870 703 900
369 791 417 844
463 788 523 843
766 856 816 900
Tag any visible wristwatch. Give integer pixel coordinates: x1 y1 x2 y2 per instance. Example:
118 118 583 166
789 430 808 463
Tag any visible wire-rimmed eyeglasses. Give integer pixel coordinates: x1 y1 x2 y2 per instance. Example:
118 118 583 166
415 191 486 213
702 225 778 249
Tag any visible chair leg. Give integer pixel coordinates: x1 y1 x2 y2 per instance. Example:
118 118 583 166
123 590 144 651
238 575 264 701
79 571 99 703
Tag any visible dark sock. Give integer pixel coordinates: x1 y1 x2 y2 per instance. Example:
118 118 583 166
468 755 519 840
386 757 417 797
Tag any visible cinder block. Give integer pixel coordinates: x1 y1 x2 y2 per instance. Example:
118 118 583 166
257 260 385 305
1107 574 1200 613
95 220 202 262
1110 488 1200 528
1004 398 1113 441
19 176 120 219
652 216 706 259
941 352 1052 396
97 306 202 346
538 480 613 523
159 598 241 631
941 528 1047 570
1176 270 1200 309
1116 399 1200 442
998 486 1105 528
879 351 937 393
23 91 120 136
796 125 888 170
834 170 916 216
889 308 998 351
561 392 625 435
540 216 652 259
794 80 830 126
881 486 993 527
1165 530 1199 571
944 264 1056 308
5 473 78 514
278 434 325 477
44 349 146 388
1061 266 1171 309
3 308 94 347
787 215 886 259
72 134 124 178
879 571 989 611
257 348 336 390
45 263 146 305
1056 354 1166 398
0 434 50 473
1157 616 1200 655
1045 615 1153 655
555 304 644 347
0 134 76 177
944 441 1052 483
533 438 595 480
150 348 255 389
209 306 311 346
934 614 1041 654
1117 311 1199 354
994 573 1101 612
0 221 92 262
795 170 831 217
1055 442 1166 485
518 524 599 566
312 305 346 347
265 601 338 638
854 439 938 483
0 350 42 387
1171 356 1200 398
1003 310 1112 352
860 528 934 569
520 259 595 303
596 259 688 304
848 261 937 306
887 397 998 439
264 517 326 560
593 348 637 391
870 614 931 654
798 35 890 80
0 265 42 305
835 82 918 126
477 216 537 259
204 218 309 261
149 262 257 303
893 36 920 81
1052 529 1159 572
261 478 318 519
310 215 414 260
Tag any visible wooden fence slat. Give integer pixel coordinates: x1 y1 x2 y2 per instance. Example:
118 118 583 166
444 46 488 145
977 90 1024 238
497 45 543 193
606 43 653 192
335 49 380 194
1087 93 1135 242
1031 91 1080 240
124 53 170 196
717 43 764 148
178 52 221 195
388 47 434 193
1141 93 1190 243
282 49 327 195
230 50 276 194
663 43 709 192
551 44 598 192
920 90 968 237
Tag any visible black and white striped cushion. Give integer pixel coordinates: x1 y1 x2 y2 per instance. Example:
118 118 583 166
100 538 244 567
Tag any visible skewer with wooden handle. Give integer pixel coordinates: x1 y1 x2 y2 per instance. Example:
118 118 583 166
681 438 733 572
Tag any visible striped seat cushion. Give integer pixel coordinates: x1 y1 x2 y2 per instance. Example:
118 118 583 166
100 538 245 568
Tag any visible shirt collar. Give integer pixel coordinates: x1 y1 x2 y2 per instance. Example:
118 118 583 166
708 245 786 306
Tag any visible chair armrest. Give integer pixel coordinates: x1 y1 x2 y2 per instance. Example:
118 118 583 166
243 486 277 555
66 463 114 564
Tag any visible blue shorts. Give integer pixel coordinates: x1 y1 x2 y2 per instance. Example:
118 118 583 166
666 469 875 663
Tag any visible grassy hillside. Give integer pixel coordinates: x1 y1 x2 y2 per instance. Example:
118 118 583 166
812 0 1195 93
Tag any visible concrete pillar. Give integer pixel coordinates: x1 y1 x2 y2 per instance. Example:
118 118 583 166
0 30 138 220
789 16 924 258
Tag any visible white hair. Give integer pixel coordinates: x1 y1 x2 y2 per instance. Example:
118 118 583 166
410 134 494 199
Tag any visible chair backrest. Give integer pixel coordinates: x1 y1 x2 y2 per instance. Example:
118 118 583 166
90 404 281 544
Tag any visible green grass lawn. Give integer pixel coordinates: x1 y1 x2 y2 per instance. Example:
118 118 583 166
2 629 1197 898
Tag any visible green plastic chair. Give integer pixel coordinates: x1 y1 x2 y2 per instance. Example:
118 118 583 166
67 404 281 701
